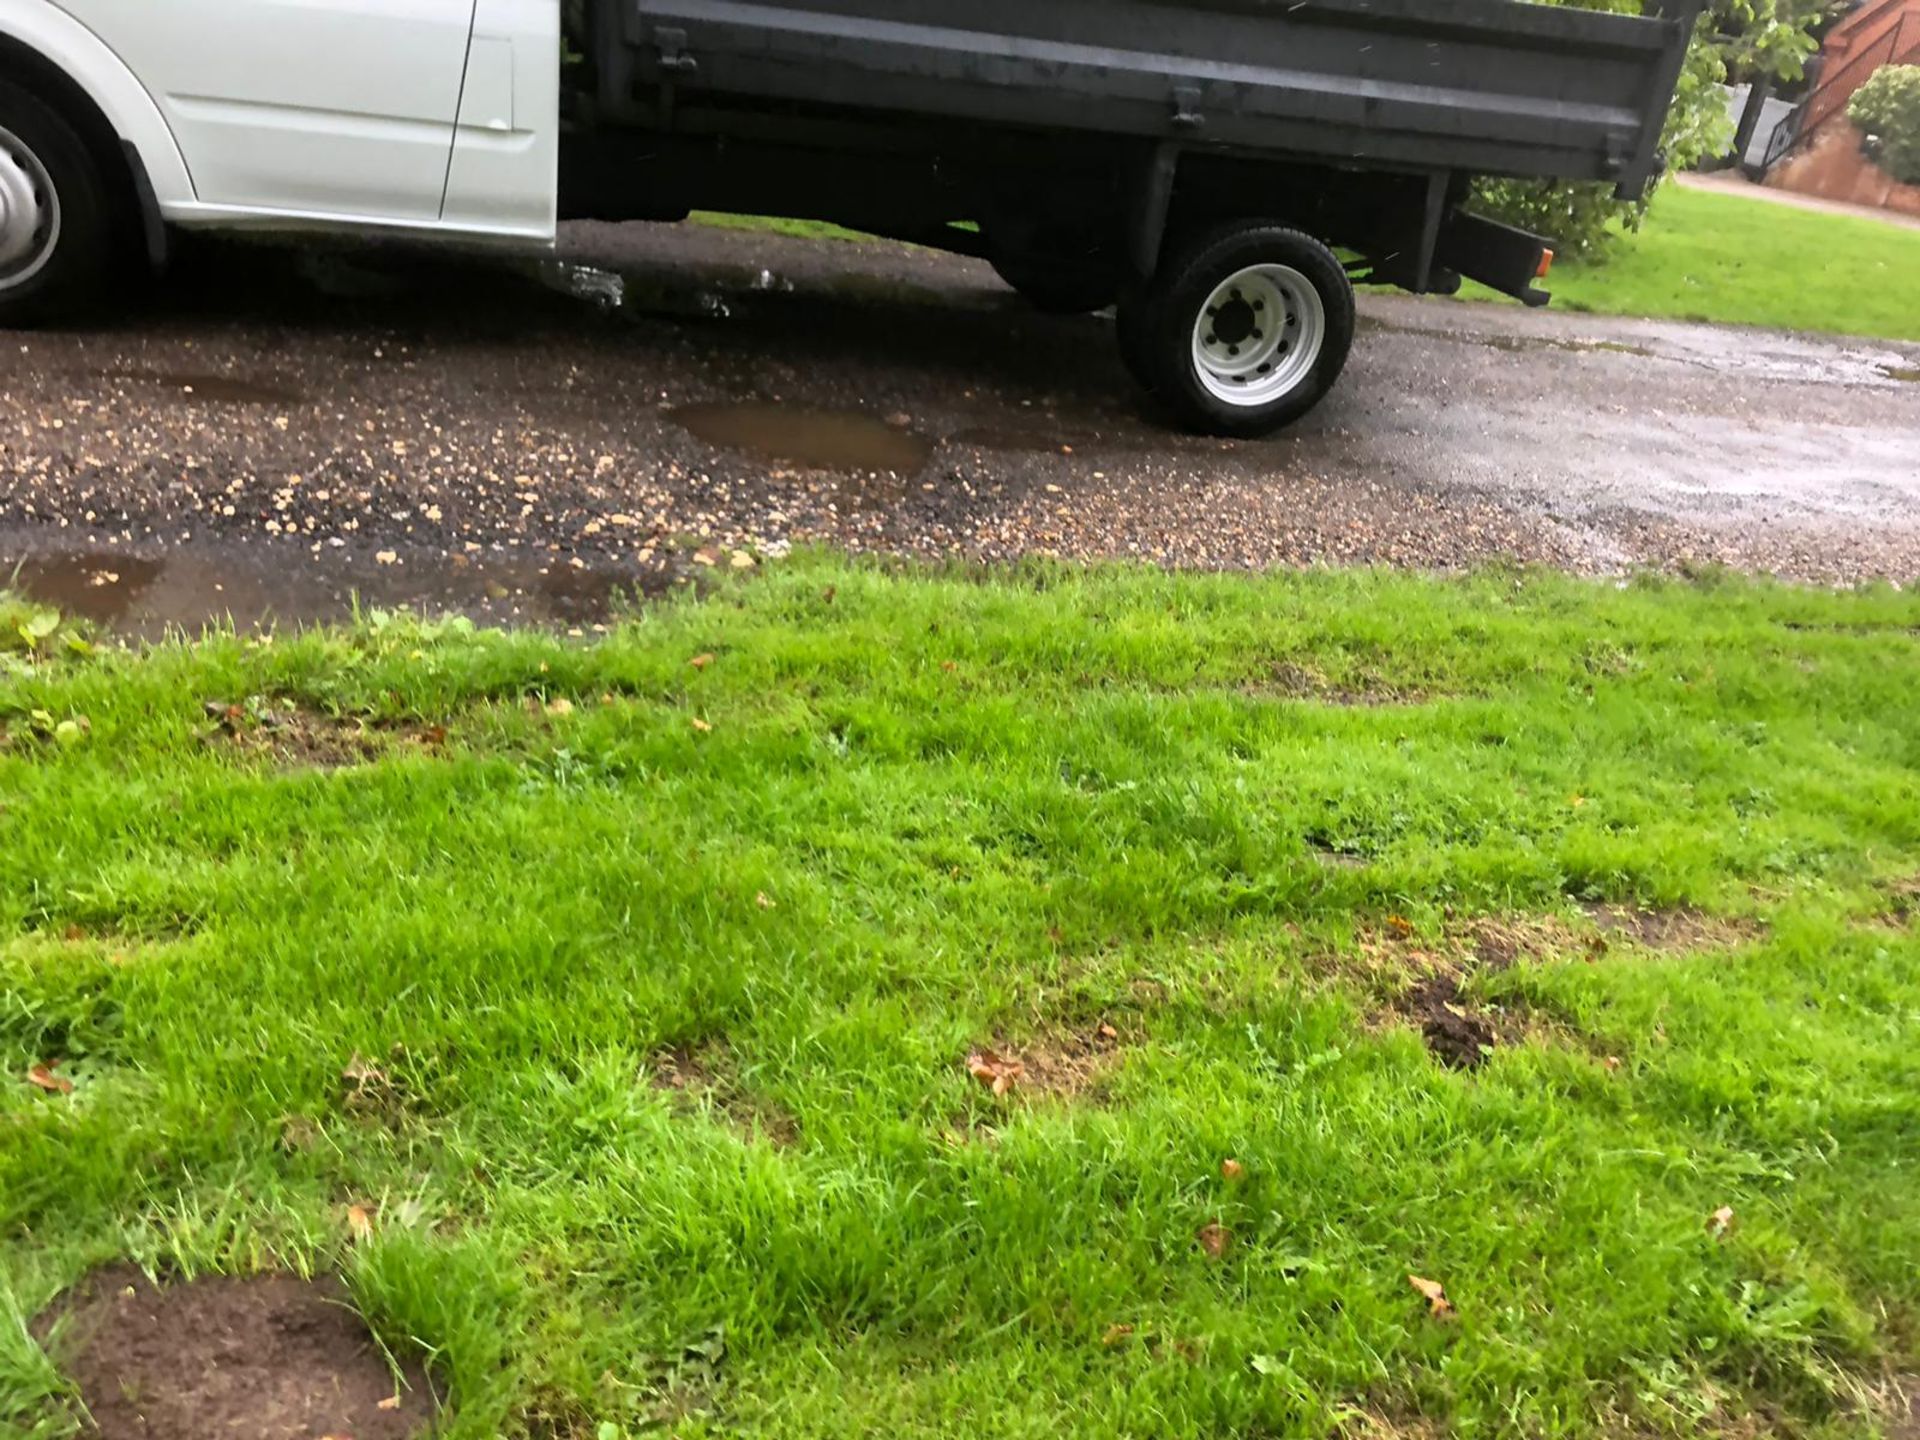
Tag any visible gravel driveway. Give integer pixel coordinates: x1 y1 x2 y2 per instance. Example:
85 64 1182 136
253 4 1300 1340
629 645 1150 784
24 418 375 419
3 220 1918 633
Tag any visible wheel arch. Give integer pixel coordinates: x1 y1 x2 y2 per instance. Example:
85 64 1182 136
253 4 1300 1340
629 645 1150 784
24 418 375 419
0 1 194 253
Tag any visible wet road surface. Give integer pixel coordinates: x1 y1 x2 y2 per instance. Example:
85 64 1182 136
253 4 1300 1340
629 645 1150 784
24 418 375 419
3 220 1918 635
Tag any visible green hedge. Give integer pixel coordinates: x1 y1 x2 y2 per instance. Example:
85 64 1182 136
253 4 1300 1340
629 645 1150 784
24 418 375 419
1849 64 1920 185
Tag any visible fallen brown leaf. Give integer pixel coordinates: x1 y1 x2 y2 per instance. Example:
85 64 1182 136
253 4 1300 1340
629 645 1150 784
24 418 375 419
690 653 714 670
1197 1222 1232 1259
1408 1274 1456 1319
1707 1205 1735 1238
966 1048 1024 1097
1220 1158 1246 1182
25 1063 74 1096
1386 915 1416 938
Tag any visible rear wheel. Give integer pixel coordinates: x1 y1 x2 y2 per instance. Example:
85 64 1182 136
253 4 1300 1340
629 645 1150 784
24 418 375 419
1117 223 1354 437
0 80 113 327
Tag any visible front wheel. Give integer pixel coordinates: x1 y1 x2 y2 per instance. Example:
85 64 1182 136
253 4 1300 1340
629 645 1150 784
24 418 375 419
1118 223 1354 438
0 80 114 328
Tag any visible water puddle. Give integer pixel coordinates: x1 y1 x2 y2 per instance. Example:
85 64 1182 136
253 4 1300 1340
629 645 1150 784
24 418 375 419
535 259 795 324
673 401 932 474
3 538 671 641
1364 312 1920 387
6 553 167 624
91 369 308 407
1362 317 1653 359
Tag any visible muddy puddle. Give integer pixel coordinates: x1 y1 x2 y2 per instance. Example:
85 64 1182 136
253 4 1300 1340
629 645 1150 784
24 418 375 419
83 369 309 407
673 401 933 473
3 539 669 640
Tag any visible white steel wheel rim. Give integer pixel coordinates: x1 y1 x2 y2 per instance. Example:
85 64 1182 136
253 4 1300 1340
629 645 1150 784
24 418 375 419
1190 263 1325 407
0 124 61 291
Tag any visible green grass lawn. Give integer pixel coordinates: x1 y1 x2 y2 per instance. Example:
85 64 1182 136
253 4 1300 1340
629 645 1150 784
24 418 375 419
1536 182 1920 339
4 559 1919 1439
1465 183 1920 341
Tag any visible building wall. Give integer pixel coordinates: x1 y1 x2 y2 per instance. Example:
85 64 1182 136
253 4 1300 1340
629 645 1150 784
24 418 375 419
1769 118 1920 216
1799 0 1920 134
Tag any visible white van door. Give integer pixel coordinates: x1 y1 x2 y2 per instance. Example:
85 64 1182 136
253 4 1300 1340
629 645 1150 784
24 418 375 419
440 0 561 238
51 0 477 222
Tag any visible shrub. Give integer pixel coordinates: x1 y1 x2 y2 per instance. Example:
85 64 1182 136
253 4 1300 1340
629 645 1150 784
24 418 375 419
1473 5 1733 256
1849 65 1920 184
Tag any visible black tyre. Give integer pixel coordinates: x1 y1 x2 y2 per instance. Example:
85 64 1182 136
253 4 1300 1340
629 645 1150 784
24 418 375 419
989 250 1119 316
0 79 114 327
1117 223 1355 438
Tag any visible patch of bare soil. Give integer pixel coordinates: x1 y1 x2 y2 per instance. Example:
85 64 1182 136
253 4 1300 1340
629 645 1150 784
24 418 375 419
1580 902 1759 951
1876 876 1920 929
202 697 449 769
1338 1408 1445 1440
1357 912 1625 1070
648 1039 799 1147
1891 1373 1920 1440
1252 660 1429 707
1370 900 1761 1069
966 1021 1126 1102
36 1265 430 1440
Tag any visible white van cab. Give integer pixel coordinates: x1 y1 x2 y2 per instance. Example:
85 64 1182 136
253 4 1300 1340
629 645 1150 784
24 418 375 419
0 0 558 324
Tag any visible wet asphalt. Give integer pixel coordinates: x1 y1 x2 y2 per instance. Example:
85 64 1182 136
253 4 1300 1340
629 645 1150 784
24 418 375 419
3 220 1918 634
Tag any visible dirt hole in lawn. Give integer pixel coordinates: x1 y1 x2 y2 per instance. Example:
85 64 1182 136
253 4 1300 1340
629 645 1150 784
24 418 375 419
1358 911 1694 1071
649 1038 800 1148
202 699 450 770
36 1265 431 1440
1401 972 1501 1071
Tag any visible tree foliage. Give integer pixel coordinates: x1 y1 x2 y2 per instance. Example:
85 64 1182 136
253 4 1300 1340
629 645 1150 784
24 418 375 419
1849 65 1920 184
